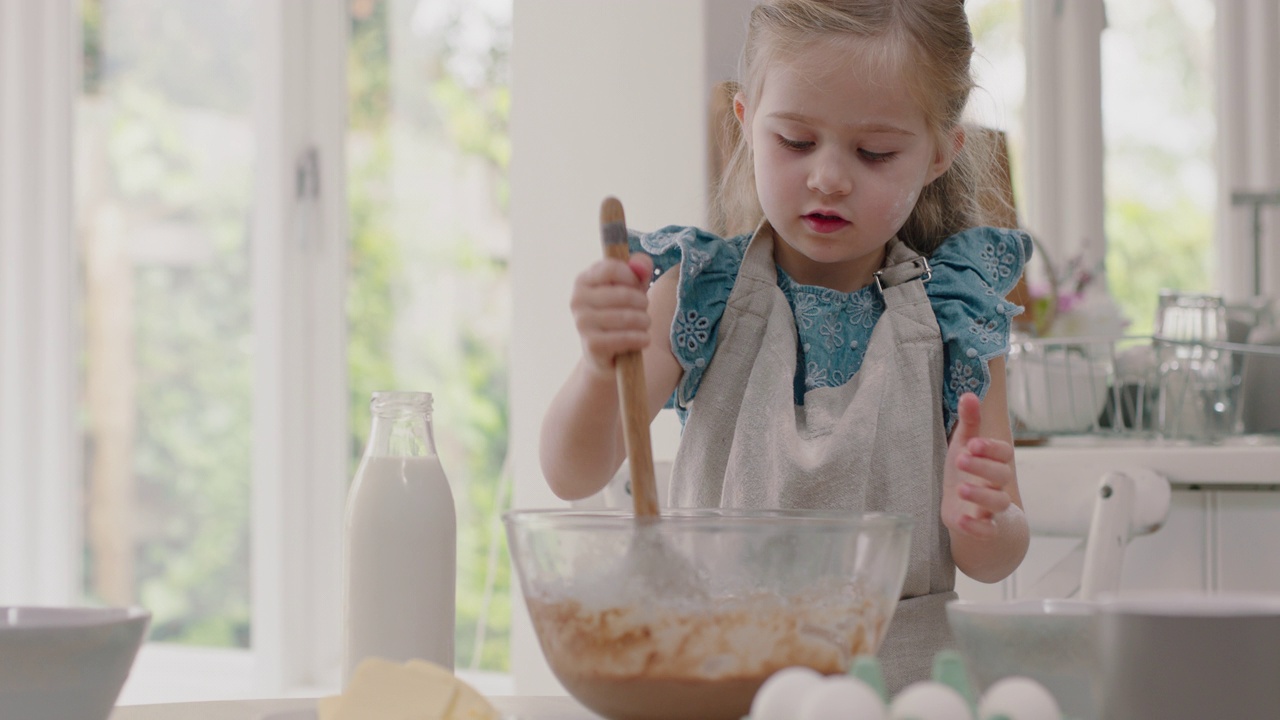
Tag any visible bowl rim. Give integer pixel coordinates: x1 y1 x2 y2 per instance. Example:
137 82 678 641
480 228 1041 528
1 606 151 629
946 598 1097 616
503 508 914 531
1097 591 1280 617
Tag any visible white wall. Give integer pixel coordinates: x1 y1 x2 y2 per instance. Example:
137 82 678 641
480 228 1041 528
508 0 753 693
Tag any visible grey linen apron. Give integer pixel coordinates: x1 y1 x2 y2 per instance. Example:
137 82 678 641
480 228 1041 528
668 222 955 693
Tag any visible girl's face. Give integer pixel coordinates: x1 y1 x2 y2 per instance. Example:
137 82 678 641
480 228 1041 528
738 37 957 292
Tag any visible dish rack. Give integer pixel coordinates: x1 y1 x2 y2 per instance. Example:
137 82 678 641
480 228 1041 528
1005 334 1280 444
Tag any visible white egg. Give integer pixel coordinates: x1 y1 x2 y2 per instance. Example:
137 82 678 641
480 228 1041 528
750 666 825 720
798 676 887 720
889 681 973 720
977 676 1061 720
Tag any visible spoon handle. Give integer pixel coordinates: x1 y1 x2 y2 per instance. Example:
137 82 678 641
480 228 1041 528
599 196 659 518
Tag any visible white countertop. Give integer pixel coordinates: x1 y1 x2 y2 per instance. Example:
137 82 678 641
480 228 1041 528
1016 434 1280 488
111 696 602 720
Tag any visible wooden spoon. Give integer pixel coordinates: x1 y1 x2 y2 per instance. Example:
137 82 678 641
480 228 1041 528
599 196 660 519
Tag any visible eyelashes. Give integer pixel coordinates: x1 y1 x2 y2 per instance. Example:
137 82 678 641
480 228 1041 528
775 136 813 151
774 135 897 163
859 150 895 163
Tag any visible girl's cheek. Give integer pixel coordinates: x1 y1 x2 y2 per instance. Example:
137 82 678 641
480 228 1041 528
886 188 920 229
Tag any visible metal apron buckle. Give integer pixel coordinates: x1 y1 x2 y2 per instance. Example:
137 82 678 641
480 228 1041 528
873 256 932 294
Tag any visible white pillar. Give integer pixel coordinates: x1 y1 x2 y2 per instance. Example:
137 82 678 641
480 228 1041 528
1023 0 1106 269
0 0 79 605
509 0 747 694
1023 0 1062 257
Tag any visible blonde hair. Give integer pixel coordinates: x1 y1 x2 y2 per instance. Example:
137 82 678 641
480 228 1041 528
713 0 1006 255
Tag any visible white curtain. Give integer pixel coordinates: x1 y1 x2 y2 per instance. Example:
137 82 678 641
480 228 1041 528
0 0 79 605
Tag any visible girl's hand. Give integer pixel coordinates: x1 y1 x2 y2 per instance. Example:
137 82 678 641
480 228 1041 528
570 252 655 377
942 392 1017 538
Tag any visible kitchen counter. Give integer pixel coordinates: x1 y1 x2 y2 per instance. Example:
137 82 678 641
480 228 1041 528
111 696 602 720
1016 434 1280 489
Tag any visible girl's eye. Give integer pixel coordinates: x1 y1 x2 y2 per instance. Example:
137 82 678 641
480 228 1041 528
860 149 896 163
776 136 813 151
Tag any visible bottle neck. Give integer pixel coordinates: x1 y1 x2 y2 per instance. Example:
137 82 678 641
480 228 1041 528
365 392 437 458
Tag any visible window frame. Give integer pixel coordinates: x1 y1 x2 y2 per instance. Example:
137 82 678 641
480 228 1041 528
0 0 349 700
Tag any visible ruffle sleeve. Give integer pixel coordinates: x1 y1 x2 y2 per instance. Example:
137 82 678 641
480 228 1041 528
925 226 1033 433
628 225 747 413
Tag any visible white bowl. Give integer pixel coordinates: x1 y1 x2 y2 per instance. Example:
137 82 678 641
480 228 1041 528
1007 350 1110 433
0 606 150 720
947 599 1098 720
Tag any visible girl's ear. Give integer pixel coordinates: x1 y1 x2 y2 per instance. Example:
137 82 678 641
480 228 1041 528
733 92 752 149
927 125 966 184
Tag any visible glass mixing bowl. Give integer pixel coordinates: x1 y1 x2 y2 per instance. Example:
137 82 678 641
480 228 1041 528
504 509 913 720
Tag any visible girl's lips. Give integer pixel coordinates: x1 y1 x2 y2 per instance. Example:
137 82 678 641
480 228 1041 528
802 212 850 234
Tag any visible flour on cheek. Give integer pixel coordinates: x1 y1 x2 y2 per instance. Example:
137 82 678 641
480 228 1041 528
887 188 920 230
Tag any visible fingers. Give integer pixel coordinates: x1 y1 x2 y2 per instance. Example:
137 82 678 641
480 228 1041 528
958 481 1012 514
946 411 1017 539
571 255 654 372
955 513 1000 538
575 255 651 292
956 447 1015 488
950 391 983 446
627 253 655 284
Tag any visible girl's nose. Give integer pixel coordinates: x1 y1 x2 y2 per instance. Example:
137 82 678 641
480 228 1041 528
807 150 852 197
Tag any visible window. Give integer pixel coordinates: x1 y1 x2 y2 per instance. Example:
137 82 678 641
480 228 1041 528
968 0 1026 209
0 0 521 695
968 0 1219 336
79 0 258 652
1102 0 1216 335
346 0 513 677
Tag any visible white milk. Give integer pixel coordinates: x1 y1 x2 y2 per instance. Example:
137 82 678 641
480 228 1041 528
343 452 456 681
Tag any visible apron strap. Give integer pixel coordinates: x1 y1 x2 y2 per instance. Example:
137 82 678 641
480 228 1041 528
873 238 932 293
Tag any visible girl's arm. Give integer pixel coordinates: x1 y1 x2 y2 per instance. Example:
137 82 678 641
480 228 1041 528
942 356 1030 583
539 257 683 501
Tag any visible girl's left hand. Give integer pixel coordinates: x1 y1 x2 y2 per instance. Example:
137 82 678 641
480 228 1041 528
941 392 1016 538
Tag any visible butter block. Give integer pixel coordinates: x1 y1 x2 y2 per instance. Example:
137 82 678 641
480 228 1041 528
447 681 502 720
317 695 343 720
325 658 500 720
334 657 457 720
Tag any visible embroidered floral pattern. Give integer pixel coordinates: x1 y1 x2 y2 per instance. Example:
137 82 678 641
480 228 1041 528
805 362 830 391
792 292 821 330
819 315 845 353
847 291 880 329
968 317 1002 346
683 244 713 278
979 238 1019 283
674 309 712 353
949 359 982 395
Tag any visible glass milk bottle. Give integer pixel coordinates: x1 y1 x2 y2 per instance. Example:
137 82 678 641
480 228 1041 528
343 391 455 682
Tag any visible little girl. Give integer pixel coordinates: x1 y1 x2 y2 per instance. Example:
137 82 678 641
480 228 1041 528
540 0 1030 690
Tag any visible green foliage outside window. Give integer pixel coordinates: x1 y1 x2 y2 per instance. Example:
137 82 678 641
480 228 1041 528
347 0 512 671
79 0 513 670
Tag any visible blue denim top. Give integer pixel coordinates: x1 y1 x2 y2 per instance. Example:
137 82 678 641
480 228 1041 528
628 225 1032 433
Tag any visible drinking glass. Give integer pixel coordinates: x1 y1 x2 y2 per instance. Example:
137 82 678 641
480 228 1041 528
1152 292 1235 440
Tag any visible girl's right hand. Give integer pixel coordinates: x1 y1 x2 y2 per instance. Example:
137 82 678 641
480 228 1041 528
570 252 656 377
